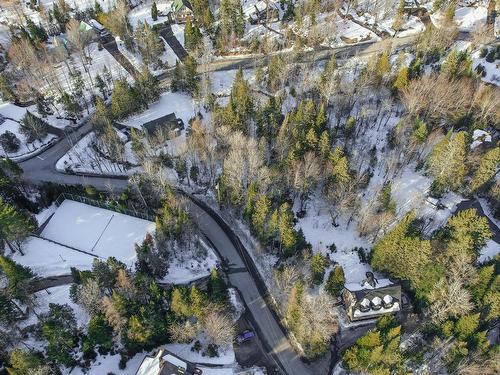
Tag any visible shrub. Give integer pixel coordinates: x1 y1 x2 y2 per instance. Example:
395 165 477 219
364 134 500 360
485 49 495 63
0 131 21 153
325 266 345 297
479 47 488 58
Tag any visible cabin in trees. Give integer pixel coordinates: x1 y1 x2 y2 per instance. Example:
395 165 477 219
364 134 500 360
342 272 402 322
168 0 194 24
246 0 280 25
141 113 185 138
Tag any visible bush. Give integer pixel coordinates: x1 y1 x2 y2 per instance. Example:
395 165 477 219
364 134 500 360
475 64 486 77
479 47 488 58
0 131 21 153
206 344 219 357
485 49 495 63
118 355 128 370
325 266 345 297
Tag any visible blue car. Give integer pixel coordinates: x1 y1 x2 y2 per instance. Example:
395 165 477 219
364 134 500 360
235 330 255 344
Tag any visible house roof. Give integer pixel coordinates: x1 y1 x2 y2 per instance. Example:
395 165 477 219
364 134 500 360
142 113 180 137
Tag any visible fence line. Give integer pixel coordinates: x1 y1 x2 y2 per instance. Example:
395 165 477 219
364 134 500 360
55 193 155 222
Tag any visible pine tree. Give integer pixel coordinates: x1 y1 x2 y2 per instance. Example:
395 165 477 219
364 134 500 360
84 314 113 355
444 208 491 257
171 60 184 92
470 147 500 193
184 18 202 51
427 131 467 192
310 253 328 285
318 131 330 161
26 17 48 44
412 117 428 144
171 288 190 318
251 194 271 241
393 66 409 92
189 285 204 318
151 1 158 21
127 315 151 344
371 211 432 291
207 269 227 303
0 256 35 301
111 80 139 118
278 203 298 256
0 199 36 254
8 349 43 375
0 73 16 102
135 65 161 108
184 56 199 95
325 266 345 297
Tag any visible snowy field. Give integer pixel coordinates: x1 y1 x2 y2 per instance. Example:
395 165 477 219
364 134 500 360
13 236 96 277
41 200 155 267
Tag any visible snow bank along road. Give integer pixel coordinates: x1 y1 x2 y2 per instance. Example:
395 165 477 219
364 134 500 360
19 150 313 375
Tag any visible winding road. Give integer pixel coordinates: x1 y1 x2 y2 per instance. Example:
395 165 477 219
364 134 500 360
19 131 313 375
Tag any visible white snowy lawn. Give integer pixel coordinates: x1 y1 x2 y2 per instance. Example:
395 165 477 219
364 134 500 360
41 200 155 268
14 236 96 277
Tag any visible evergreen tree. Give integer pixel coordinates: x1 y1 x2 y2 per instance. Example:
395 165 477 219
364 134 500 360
0 73 16 102
151 1 158 21
207 268 227 303
19 111 49 143
8 349 43 375
171 60 184 92
184 18 202 51
111 79 139 119
83 314 113 356
371 211 432 291
58 92 82 119
325 266 345 297
318 131 330 161
170 288 190 318
40 304 79 367
0 198 36 254
251 194 271 241
94 0 103 16
26 17 48 44
184 56 200 95
393 66 409 92
377 182 396 214
412 117 428 144
310 253 328 285
135 65 161 108
0 131 21 153
470 147 500 193
427 131 467 193
0 256 34 301
443 208 491 257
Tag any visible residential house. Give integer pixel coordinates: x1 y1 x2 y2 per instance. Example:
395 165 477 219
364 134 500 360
169 0 194 24
342 272 402 322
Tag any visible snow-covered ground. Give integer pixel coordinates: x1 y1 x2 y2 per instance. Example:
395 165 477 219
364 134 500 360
161 239 218 284
20 285 89 329
478 239 500 263
472 49 500 86
128 0 173 28
67 351 147 375
295 195 373 285
0 118 58 159
49 42 133 97
0 103 60 160
56 131 128 176
431 5 487 31
13 236 96 277
41 200 154 267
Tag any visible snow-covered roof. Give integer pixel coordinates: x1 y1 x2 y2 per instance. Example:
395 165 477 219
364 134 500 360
345 277 393 292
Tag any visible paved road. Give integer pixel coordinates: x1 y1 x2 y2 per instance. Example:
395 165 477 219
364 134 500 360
19 136 312 375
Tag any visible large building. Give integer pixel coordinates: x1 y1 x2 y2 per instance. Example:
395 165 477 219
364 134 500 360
342 272 402 322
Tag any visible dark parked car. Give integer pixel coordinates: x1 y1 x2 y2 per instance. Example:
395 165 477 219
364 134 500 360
235 330 255 344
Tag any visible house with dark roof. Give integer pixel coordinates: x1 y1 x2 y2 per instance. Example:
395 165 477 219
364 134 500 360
141 113 184 138
342 272 402 322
